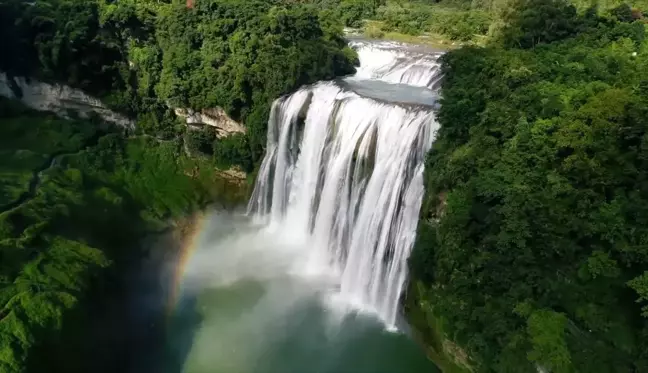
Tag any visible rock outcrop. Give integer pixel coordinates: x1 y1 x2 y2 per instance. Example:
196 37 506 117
174 107 245 138
219 167 247 184
0 72 134 129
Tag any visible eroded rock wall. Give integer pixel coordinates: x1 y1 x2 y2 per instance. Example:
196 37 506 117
0 72 134 129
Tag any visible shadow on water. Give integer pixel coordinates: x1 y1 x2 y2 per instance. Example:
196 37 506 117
29 227 206 373
164 279 270 372
163 295 203 373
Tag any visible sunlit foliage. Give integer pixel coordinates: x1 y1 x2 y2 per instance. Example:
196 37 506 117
411 1 648 372
0 0 357 170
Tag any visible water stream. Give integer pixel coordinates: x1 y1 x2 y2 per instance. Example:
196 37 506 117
169 40 443 373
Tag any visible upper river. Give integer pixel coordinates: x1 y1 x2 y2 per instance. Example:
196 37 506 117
158 39 444 373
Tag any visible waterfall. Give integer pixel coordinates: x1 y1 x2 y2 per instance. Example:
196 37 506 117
349 40 444 89
248 40 441 328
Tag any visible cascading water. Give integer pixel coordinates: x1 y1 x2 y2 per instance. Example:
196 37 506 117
349 39 444 89
171 40 443 373
248 40 442 328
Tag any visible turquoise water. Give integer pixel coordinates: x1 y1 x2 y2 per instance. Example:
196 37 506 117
164 213 439 373
167 281 439 373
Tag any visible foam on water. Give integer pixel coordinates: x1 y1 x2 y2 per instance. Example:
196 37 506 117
247 41 442 328
349 40 443 89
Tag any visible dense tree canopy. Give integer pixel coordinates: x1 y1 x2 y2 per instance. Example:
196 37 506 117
151 0 357 163
0 0 357 169
5 0 648 372
411 1 648 372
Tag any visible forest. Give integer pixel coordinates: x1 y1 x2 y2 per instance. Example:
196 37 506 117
0 0 355 371
3 0 648 372
410 0 648 372
0 0 357 170
0 97 249 372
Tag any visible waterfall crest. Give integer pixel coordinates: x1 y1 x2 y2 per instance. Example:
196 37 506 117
350 40 443 89
248 40 441 328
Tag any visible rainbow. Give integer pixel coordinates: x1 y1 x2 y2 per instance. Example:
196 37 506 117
167 213 207 316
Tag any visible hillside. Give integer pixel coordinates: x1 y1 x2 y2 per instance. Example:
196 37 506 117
409 1 648 372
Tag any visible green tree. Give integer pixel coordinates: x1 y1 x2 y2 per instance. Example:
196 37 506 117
411 7 648 372
496 0 579 48
628 272 648 317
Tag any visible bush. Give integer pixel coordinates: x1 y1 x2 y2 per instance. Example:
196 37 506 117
376 3 491 41
496 0 580 48
380 4 432 35
337 0 385 27
364 23 385 38
213 133 253 172
610 3 635 22
185 127 217 156
427 10 491 41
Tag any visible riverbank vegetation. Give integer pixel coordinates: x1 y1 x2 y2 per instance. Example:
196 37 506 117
411 0 648 372
315 0 493 46
333 0 648 47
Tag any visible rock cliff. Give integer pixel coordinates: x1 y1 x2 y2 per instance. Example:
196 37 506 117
0 72 134 129
174 107 245 138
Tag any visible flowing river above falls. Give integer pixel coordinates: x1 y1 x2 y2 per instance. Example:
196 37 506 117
162 39 443 373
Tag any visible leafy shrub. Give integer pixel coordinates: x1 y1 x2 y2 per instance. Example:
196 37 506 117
364 23 385 38
185 127 217 157
611 3 634 22
376 3 491 40
496 0 580 48
425 10 491 40
379 4 432 35
213 133 253 172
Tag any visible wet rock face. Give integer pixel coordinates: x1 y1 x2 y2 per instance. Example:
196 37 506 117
0 72 134 129
174 107 246 138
